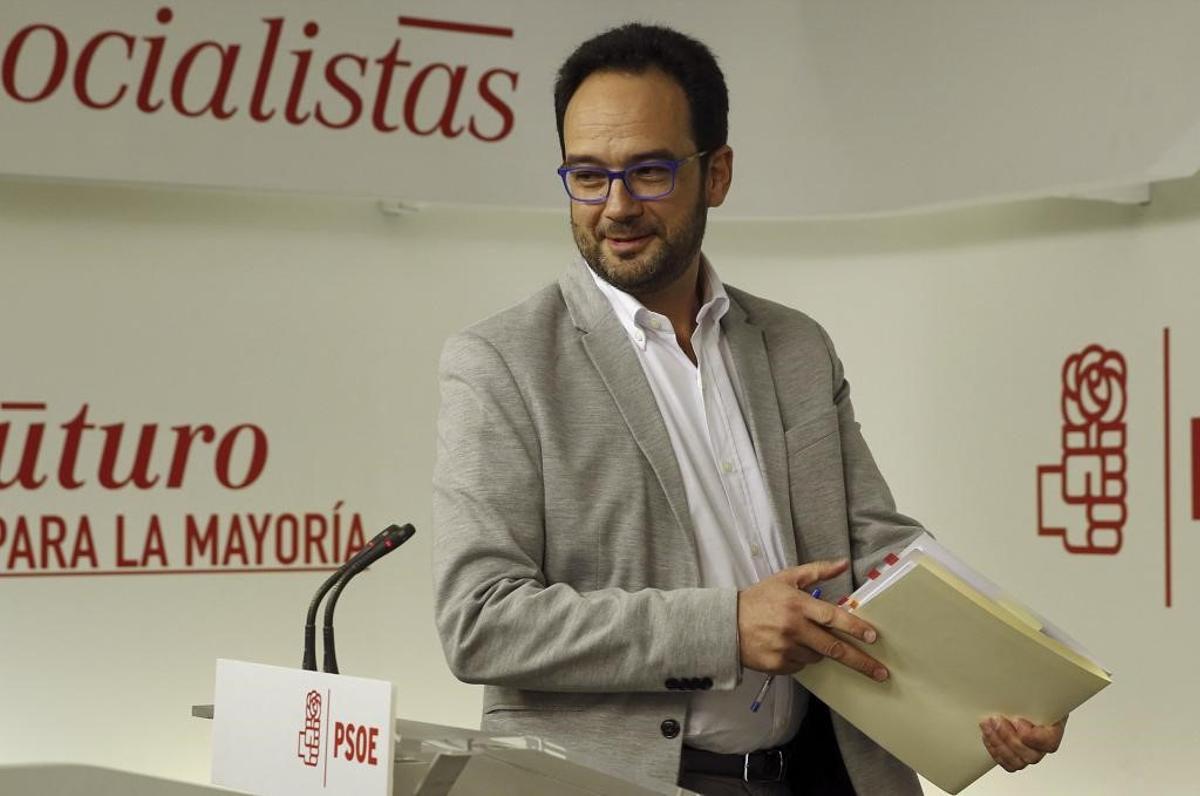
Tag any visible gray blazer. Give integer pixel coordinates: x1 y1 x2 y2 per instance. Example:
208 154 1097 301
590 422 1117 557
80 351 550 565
432 261 924 794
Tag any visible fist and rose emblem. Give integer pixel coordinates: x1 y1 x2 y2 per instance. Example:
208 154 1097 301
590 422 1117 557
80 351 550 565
1038 345 1128 554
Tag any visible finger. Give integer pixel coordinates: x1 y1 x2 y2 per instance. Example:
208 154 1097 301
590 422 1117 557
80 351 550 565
801 596 879 645
1013 717 1065 754
783 559 849 590
980 724 1024 772
799 626 888 682
986 717 1044 766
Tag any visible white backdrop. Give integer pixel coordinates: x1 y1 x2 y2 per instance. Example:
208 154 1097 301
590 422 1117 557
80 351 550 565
9 0 1200 217
2 170 1198 793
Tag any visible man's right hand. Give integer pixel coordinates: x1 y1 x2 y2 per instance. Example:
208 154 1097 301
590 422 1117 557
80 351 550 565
737 559 889 681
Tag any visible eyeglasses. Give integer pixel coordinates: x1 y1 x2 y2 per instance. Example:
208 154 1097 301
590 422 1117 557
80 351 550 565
556 151 708 204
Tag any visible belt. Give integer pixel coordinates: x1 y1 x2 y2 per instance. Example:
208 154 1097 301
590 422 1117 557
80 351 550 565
680 744 790 783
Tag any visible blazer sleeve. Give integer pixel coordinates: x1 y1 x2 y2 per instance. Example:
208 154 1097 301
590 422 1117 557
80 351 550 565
817 324 927 587
431 330 741 692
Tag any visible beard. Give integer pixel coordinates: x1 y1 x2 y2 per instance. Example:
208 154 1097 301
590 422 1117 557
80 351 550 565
572 189 708 298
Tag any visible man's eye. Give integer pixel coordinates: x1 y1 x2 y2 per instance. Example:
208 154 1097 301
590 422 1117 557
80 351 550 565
629 165 671 183
570 170 608 186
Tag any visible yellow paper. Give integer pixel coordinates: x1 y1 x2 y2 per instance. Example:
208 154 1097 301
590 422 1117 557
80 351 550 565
795 557 1110 794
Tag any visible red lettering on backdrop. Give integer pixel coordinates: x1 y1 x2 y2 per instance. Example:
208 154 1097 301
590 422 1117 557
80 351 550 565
115 515 137 568
113 514 168 568
74 31 135 110
0 404 267 491
249 17 283 122
170 40 241 119
0 409 48 489
0 8 519 141
214 425 269 489
167 424 217 488
0 515 99 571
73 517 99 568
59 405 94 489
404 63 467 138
135 6 173 112
1037 345 1128 554
2 24 69 102
470 68 518 142
143 515 168 567
41 515 69 569
98 423 160 489
8 518 36 569
222 515 248 566
0 403 378 575
371 40 411 133
283 21 320 125
185 514 220 566
315 53 367 129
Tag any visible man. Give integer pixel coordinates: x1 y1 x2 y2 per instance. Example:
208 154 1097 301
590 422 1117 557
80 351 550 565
433 23 1065 794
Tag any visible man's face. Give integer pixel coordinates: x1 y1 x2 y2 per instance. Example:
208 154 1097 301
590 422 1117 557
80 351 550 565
562 69 730 297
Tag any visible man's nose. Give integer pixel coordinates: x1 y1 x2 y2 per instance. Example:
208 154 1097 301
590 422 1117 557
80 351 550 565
603 177 643 220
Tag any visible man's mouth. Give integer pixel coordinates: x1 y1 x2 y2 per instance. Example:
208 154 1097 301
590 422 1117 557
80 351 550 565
603 232 653 254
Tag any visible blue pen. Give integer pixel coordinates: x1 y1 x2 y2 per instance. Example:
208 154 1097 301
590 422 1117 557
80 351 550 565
750 587 821 712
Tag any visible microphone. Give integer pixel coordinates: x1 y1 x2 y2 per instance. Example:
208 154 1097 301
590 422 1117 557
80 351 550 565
302 523 415 672
322 523 415 674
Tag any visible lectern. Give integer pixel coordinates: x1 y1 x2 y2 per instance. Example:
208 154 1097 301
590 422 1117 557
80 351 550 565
0 763 242 795
194 704 696 795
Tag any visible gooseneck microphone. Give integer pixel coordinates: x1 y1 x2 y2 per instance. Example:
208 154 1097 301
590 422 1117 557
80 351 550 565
302 523 416 672
322 523 415 674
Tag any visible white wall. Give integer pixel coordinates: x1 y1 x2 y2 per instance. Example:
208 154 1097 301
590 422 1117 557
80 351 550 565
2 172 1198 794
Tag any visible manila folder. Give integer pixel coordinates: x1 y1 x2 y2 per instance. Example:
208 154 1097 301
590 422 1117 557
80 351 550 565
794 557 1110 794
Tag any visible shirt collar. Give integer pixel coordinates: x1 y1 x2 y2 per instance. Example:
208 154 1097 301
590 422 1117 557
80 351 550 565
585 256 730 351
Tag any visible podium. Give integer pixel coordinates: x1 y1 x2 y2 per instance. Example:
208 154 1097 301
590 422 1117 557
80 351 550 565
0 763 241 795
193 705 697 795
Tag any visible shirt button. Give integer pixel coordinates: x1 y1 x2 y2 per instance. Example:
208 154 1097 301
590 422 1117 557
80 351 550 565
750 543 763 558
720 460 733 474
649 318 662 330
634 331 645 344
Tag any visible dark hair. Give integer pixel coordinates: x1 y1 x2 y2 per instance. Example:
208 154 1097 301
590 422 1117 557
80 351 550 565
553 23 729 159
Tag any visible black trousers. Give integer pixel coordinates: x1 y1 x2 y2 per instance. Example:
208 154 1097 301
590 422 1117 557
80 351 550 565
785 700 857 796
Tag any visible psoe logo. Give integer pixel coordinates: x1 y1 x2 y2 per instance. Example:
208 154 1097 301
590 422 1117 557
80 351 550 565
1036 344 1128 554
297 689 322 767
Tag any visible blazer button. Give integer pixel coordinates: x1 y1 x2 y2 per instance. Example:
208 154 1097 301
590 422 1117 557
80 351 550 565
665 678 679 690
660 719 680 739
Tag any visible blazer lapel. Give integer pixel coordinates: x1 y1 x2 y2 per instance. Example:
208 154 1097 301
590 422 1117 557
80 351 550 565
722 296 800 567
559 264 701 569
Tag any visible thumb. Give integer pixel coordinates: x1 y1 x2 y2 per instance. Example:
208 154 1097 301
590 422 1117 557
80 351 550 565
782 559 849 589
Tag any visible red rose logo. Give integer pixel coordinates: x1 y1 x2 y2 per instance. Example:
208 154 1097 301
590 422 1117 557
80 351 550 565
1062 346 1126 426
1038 344 1128 555
297 689 322 767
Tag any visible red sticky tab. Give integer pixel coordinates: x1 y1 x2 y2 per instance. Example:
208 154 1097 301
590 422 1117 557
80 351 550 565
884 552 899 566
867 568 881 580
837 596 848 606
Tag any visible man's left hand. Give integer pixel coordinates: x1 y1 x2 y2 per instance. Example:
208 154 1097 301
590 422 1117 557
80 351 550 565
980 714 1067 772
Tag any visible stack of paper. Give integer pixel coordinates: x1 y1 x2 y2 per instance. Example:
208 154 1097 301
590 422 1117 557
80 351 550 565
794 534 1111 794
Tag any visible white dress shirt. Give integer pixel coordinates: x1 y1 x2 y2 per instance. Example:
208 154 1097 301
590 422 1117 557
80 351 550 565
589 257 805 753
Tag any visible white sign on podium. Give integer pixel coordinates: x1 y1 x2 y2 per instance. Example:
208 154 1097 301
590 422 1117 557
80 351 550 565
211 659 395 796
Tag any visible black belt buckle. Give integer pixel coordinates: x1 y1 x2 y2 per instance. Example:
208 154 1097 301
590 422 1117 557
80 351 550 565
743 748 786 783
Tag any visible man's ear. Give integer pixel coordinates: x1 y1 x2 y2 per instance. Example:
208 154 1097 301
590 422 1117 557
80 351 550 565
705 145 734 208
